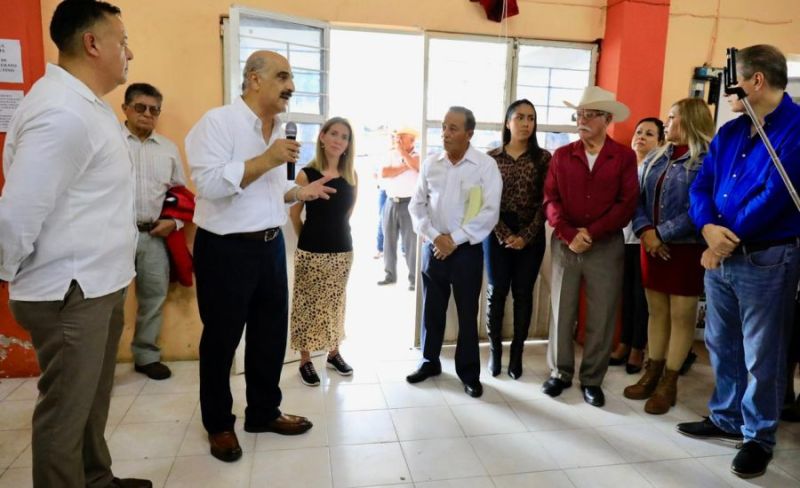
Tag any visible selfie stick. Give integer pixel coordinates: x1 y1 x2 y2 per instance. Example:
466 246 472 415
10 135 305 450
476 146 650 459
725 47 800 213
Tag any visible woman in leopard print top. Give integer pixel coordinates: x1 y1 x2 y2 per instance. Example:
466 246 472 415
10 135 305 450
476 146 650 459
484 99 552 379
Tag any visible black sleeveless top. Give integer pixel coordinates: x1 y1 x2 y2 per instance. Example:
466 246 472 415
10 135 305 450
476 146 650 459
297 167 355 253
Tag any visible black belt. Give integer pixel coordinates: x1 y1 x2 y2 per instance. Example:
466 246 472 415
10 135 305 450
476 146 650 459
137 222 155 232
227 227 281 242
389 197 411 203
731 237 800 255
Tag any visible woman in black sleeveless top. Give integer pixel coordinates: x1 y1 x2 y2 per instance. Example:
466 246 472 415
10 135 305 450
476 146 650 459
289 117 357 386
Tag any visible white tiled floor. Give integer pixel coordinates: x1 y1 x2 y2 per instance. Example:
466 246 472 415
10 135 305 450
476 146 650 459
3 343 800 487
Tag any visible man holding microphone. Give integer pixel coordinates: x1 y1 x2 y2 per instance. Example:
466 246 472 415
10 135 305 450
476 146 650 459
185 50 334 463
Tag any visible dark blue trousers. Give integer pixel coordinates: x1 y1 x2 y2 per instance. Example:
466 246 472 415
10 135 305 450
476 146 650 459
420 242 483 384
194 228 288 434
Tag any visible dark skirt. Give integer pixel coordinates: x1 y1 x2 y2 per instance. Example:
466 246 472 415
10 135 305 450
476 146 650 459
641 243 705 296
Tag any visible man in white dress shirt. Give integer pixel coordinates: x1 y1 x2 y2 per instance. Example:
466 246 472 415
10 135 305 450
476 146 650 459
378 126 420 290
185 50 333 463
407 107 502 397
0 1 150 487
121 82 186 380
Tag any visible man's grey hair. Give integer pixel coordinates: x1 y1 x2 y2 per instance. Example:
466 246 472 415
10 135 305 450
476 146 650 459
448 106 476 131
241 55 268 92
738 44 788 90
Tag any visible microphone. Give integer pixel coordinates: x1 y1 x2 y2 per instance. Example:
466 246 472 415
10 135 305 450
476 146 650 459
285 122 297 180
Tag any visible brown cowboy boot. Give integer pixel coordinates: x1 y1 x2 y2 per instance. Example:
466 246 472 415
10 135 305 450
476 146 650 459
623 359 665 400
645 368 679 415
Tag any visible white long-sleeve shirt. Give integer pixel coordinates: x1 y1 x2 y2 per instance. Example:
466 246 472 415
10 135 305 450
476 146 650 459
409 145 502 245
185 96 294 235
0 64 136 301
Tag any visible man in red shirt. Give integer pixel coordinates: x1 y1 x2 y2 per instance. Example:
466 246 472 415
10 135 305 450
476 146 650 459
542 86 639 407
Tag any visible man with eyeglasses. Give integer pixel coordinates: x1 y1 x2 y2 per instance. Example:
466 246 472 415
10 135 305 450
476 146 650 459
120 82 187 380
542 86 639 408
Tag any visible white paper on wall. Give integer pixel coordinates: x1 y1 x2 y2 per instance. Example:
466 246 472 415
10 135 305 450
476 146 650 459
0 39 24 84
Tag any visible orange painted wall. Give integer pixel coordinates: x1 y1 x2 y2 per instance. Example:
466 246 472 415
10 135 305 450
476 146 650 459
0 0 45 377
597 0 670 143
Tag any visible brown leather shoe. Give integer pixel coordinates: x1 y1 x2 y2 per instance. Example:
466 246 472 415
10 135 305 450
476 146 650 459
623 359 665 400
208 431 243 462
244 413 313 435
645 368 679 415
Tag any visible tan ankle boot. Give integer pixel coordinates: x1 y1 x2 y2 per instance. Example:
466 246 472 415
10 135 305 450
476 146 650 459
623 359 665 400
644 368 679 415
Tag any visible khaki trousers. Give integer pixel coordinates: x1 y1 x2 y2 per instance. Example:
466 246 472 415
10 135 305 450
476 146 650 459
547 233 624 386
10 282 125 488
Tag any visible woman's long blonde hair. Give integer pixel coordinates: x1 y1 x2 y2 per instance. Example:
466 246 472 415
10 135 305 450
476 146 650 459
645 98 715 179
304 117 356 186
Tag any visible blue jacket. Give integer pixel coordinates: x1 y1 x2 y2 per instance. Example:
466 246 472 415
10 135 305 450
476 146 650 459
632 144 704 244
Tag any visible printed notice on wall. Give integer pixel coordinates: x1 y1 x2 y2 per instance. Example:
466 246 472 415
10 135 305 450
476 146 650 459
0 39 24 83
0 90 24 132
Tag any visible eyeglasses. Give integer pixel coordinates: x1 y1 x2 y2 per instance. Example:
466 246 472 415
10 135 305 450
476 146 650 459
572 109 607 122
130 103 161 116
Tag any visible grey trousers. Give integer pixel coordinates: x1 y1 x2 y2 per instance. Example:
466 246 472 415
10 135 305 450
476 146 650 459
382 198 417 285
132 231 169 365
547 232 624 386
10 282 126 488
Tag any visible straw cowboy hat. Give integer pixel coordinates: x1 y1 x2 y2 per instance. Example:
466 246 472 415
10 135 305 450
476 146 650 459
564 86 630 122
395 126 420 138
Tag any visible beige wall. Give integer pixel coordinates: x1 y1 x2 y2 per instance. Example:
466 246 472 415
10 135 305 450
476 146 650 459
660 0 800 117
38 0 606 361
36 0 800 360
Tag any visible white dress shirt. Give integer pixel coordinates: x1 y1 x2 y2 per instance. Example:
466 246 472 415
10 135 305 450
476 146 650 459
382 149 418 198
0 63 137 301
185 97 294 234
124 125 187 225
409 144 502 245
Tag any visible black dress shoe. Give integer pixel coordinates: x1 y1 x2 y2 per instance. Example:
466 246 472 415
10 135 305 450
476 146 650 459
542 377 572 397
625 362 642 375
581 385 605 407
464 380 483 398
731 441 772 479
406 363 442 383
675 417 743 441
377 278 396 286
110 478 153 488
608 354 628 366
134 362 171 380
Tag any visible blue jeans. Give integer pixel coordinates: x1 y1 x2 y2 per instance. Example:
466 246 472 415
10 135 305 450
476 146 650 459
376 189 387 252
704 242 800 450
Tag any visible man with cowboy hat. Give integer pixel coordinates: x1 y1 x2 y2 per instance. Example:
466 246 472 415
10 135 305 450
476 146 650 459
541 86 639 407
378 125 421 290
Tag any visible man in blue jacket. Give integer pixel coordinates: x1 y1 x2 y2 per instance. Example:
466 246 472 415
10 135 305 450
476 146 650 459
681 44 800 479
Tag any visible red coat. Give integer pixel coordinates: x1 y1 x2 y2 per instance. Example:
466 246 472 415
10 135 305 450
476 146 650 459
160 186 196 287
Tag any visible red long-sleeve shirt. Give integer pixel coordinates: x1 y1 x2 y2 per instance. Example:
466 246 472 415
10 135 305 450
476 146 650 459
543 137 639 244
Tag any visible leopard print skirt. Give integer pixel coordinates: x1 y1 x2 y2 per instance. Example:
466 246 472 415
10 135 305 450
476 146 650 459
290 249 354 352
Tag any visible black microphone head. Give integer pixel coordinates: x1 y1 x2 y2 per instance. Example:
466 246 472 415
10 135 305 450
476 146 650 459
285 122 298 139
